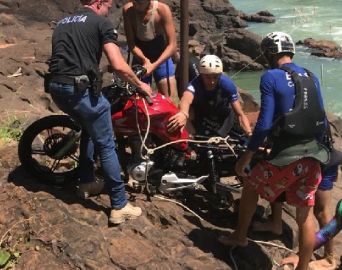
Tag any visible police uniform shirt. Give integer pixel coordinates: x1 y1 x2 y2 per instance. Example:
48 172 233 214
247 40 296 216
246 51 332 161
50 7 117 76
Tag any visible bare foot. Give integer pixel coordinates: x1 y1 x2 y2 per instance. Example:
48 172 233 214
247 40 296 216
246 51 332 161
252 220 283 235
308 258 336 270
218 232 248 247
280 254 299 270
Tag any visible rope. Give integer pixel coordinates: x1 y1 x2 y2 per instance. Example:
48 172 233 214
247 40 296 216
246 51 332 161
153 195 204 221
153 194 297 269
230 54 263 79
134 99 237 157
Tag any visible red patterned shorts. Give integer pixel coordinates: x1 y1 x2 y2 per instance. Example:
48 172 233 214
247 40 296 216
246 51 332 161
246 158 322 206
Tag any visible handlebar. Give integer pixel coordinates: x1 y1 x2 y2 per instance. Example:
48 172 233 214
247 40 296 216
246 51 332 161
132 65 147 78
108 65 153 105
131 65 153 105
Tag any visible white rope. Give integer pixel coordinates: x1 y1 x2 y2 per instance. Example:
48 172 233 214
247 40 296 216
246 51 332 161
153 194 297 269
230 54 263 79
134 97 151 160
153 195 204 221
249 239 296 254
134 98 237 157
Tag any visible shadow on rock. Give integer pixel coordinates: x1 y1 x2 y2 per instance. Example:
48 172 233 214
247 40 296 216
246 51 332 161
8 165 109 215
188 227 273 270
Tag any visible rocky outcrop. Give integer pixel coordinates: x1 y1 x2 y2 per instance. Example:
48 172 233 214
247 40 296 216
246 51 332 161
158 0 270 72
0 0 272 121
296 38 342 59
225 29 268 67
240 10 275 24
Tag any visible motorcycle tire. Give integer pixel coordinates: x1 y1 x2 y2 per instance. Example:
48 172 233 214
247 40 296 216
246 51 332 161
18 115 81 185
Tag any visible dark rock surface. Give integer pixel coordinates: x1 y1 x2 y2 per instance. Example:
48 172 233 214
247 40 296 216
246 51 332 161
0 1 342 269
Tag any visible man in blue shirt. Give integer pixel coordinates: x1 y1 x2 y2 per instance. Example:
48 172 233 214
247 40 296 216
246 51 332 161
167 55 252 137
219 32 329 270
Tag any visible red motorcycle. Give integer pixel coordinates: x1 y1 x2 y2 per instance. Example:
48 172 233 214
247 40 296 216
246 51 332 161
18 66 246 207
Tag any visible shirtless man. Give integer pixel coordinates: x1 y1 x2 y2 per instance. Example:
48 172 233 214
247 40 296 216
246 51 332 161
123 0 177 99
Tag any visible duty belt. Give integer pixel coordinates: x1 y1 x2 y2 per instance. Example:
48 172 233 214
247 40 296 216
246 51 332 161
50 74 77 85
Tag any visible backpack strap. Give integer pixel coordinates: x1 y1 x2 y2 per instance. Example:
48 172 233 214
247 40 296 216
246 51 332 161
278 65 301 109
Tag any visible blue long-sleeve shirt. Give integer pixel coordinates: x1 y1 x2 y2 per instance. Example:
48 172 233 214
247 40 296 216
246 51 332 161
248 62 325 152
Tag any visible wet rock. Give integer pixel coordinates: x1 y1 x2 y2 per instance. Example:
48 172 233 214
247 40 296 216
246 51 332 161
241 10 276 23
202 0 236 16
297 38 342 59
225 28 267 67
238 88 260 113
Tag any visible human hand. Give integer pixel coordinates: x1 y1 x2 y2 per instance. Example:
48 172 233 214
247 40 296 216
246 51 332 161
167 111 188 133
139 82 153 97
235 151 253 178
142 59 154 76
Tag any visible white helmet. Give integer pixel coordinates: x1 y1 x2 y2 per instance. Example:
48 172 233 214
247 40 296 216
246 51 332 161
199 55 223 74
261 32 295 56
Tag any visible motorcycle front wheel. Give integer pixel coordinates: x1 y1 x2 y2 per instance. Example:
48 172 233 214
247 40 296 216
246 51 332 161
18 115 81 185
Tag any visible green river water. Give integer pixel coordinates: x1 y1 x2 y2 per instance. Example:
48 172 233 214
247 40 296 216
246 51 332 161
228 0 342 116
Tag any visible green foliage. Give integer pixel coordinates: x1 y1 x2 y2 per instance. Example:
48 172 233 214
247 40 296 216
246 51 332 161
0 250 11 267
0 249 20 269
0 117 24 143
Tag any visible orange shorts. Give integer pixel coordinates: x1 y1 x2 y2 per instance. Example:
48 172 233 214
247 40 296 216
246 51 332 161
246 158 322 207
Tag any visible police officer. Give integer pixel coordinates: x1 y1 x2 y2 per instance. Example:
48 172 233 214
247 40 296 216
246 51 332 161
48 0 152 225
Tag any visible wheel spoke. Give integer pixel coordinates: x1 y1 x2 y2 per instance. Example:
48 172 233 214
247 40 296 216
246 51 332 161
68 154 79 162
47 128 54 137
31 147 48 155
50 159 62 172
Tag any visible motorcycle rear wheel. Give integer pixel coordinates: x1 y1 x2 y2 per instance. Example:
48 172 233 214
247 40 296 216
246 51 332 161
18 115 81 185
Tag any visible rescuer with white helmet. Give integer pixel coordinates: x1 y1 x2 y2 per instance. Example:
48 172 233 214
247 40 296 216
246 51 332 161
168 54 252 138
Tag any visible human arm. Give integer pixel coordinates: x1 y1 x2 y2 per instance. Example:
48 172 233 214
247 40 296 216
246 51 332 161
220 76 252 136
247 72 276 152
103 42 152 96
167 90 194 132
231 100 253 136
235 72 275 176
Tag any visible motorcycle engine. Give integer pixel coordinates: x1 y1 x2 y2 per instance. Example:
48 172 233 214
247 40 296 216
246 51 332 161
128 161 154 182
